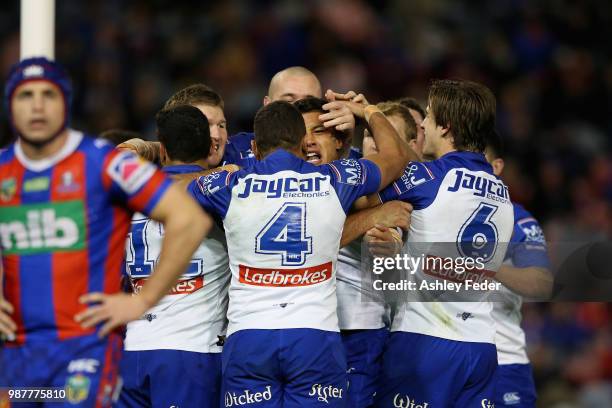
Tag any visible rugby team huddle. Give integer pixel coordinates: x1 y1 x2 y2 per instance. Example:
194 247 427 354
0 57 552 408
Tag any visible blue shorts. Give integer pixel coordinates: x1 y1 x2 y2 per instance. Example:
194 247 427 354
117 349 221 408
341 328 388 408
222 329 348 407
374 332 497 408
494 364 537 407
0 333 122 407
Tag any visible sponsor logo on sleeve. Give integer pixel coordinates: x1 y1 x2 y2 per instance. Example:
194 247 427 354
107 151 156 194
518 219 546 244
0 177 16 201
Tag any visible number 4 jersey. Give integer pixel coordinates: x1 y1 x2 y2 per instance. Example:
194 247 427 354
0 130 171 344
379 151 514 344
187 149 381 336
124 164 230 353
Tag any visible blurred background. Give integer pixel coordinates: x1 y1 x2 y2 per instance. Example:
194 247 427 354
1 1 611 405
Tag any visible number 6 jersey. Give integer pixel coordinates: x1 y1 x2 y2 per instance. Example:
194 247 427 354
187 149 381 336
379 151 514 344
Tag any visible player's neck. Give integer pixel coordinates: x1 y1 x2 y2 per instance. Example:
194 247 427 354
435 143 456 159
165 158 208 169
19 129 70 161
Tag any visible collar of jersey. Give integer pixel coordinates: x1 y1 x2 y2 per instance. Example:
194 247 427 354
163 164 206 175
438 150 487 162
14 129 83 172
262 148 303 163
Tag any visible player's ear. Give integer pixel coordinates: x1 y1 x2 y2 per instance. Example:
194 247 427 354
491 157 505 176
251 140 261 160
159 144 170 166
263 96 271 106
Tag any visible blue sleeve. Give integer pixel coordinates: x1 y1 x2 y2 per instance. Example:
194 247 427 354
187 170 234 218
222 132 256 167
325 158 381 213
378 161 438 209
508 213 551 269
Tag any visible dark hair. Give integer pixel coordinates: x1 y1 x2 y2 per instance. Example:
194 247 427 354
376 101 417 142
155 105 211 163
428 79 496 153
164 83 224 110
396 97 426 120
293 97 346 142
99 129 142 146
485 129 504 159
254 101 306 156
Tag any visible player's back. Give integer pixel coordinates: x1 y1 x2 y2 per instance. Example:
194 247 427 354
380 151 514 343
190 149 381 336
0 131 169 344
124 165 230 353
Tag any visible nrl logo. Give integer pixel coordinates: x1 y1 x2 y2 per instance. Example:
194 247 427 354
0 178 16 201
23 64 44 78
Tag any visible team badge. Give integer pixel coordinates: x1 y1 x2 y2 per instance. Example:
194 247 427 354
66 373 91 404
0 177 16 201
107 151 156 194
56 171 80 193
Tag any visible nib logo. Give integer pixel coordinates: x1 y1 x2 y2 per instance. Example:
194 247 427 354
481 399 495 408
0 202 85 255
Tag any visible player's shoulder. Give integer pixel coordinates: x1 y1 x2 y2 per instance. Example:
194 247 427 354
511 202 545 243
434 151 493 174
228 131 254 148
324 157 372 185
0 144 16 165
193 167 238 197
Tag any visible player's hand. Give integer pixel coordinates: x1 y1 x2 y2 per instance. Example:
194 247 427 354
75 292 150 338
0 297 16 342
117 138 161 164
365 225 403 257
371 201 413 230
325 89 369 106
319 101 356 134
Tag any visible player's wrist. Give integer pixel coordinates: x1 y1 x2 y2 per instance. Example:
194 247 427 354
364 105 382 123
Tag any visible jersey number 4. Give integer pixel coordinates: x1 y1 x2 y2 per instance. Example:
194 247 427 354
457 202 499 262
255 202 313 266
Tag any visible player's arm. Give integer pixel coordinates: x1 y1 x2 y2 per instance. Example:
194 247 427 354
340 201 412 247
76 183 212 336
332 102 417 189
495 265 553 300
493 216 554 300
0 259 17 341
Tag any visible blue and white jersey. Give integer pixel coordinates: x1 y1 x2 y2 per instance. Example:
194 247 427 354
188 149 381 336
379 151 514 343
492 203 550 365
337 145 387 330
222 132 257 167
124 164 230 353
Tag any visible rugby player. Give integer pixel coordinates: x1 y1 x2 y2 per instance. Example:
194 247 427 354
485 132 553 408
188 100 412 407
0 57 210 406
365 80 515 407
119 105 230 407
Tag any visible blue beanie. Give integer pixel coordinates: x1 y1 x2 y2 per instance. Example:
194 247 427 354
4 57 72 129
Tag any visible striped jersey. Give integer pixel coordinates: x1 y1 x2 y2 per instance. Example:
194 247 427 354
0 130 171 344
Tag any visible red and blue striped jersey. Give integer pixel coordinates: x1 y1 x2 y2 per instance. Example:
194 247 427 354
0 130 171 344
